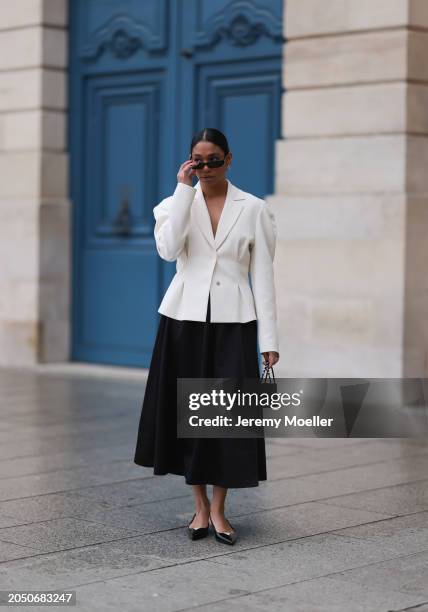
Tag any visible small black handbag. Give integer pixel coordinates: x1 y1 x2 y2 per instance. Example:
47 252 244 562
260 361 276 385
259 361 278 398
256 361 278 424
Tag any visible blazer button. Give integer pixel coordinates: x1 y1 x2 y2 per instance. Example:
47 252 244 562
216 281 220 285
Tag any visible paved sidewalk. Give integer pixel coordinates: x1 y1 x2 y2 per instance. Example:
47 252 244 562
0 367 427 612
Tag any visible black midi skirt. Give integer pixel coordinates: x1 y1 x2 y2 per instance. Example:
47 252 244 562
133 293 267 488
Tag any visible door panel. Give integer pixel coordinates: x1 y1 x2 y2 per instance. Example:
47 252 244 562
196 62 282 197
179 0 284 198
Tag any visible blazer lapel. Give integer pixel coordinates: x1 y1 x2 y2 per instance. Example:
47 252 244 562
194 179 245 250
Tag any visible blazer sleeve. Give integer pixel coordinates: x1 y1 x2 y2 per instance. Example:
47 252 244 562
153 182 196 261
249 200 280 354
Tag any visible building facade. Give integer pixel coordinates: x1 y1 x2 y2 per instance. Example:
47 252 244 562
1 0 427 378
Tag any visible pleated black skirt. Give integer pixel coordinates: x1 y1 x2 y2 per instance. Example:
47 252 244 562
133 293 267 488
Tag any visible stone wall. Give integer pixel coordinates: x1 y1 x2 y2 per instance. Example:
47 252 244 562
269 0 428 377
0 0 70 365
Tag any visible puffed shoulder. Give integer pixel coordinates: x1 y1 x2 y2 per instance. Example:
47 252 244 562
255 199 277 238
153 182 196 217
174 182 196 194
244 192 275 217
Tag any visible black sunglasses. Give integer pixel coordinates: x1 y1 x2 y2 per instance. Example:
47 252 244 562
190 156 227 170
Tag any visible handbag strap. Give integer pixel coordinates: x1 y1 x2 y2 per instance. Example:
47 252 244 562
260 361 276 383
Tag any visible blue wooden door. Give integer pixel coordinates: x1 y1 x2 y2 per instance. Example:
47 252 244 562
69 0 284 367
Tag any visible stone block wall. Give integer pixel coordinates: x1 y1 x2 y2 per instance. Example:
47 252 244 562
0 0 70 365
269 0 428 376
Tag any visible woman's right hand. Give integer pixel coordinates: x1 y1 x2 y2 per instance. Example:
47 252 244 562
177 159 197 187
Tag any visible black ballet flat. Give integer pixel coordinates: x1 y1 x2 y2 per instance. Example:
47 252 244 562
209 513 238 545
187 512 209 540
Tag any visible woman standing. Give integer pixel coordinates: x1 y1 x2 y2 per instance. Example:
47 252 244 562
134 128 280 545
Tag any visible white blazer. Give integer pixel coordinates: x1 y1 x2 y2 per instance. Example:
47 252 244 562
153 178 279 354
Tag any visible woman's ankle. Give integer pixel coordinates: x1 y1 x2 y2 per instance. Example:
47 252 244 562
195 500 210 513
210 505 225 516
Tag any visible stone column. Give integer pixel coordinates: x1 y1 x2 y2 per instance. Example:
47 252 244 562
0 0 70 365
269 0 428 377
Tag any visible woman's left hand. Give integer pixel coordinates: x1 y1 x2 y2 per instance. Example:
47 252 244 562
262 351 279 367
